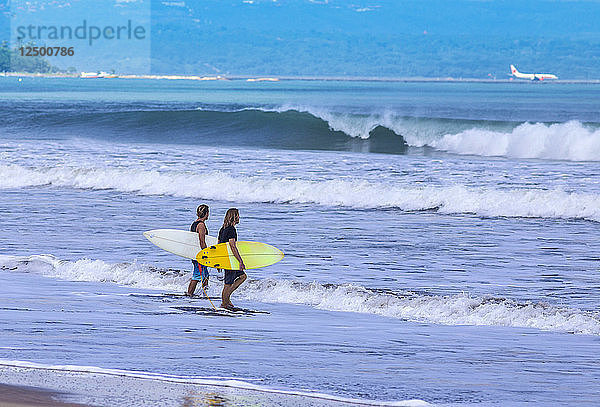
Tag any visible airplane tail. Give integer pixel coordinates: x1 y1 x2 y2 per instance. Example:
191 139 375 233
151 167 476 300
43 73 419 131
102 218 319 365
510 65 519 75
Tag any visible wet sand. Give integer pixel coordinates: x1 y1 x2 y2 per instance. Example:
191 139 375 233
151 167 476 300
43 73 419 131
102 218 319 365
0 383 90 407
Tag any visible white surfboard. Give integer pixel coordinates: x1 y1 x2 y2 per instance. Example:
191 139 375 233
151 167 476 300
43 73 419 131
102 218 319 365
143 229 218 260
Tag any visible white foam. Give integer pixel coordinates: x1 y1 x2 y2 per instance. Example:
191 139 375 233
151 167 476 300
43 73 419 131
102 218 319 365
257 106 600 161
241 279 600 336
2 164 600 222
3 255 599 336
0 164 55 188
0 360 429 406
432 121 600 161
0 254 187 292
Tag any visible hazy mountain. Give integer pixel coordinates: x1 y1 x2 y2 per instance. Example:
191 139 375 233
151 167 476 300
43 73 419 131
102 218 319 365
3 0 599 78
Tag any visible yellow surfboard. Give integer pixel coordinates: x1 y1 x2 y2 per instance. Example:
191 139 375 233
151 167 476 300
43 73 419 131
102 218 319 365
196 241 284 270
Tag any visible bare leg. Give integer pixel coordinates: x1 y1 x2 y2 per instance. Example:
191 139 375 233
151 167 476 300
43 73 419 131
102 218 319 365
221 284 232 308
187 280 198 296
230 274 247 296
224 274 247 308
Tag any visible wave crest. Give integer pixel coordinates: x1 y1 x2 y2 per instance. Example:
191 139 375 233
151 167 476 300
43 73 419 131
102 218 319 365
2 164 600 222
3 102 598 160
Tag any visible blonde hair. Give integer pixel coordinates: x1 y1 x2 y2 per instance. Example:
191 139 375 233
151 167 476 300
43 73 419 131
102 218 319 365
196 204 209 219
222 208 239 228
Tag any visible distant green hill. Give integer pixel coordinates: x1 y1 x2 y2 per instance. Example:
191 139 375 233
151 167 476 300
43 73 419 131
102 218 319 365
147 0 600 79
2 0 599 78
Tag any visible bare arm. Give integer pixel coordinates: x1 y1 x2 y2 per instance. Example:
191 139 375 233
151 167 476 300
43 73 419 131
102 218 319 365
228 238 245 271
196 223 207 250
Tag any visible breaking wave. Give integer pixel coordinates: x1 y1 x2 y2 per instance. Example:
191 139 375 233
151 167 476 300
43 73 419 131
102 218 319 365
2 101 599 160
431 120 600 161
2 163 600 222
2 254 599 335
262 107 600 161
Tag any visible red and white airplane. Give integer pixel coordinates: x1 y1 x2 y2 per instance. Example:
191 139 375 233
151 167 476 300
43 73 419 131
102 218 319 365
510 65 557 81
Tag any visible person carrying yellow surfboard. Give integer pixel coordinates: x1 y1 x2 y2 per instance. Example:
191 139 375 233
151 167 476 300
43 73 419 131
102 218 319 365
218 208 246 309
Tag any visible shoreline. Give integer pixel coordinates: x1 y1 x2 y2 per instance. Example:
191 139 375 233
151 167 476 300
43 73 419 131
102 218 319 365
0 363 430 407
1 71 600 84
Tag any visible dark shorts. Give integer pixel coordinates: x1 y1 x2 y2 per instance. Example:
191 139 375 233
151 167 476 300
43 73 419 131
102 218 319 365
224 270 245 285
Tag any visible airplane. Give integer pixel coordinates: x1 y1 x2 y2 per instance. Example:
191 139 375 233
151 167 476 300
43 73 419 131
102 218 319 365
510 65 558 81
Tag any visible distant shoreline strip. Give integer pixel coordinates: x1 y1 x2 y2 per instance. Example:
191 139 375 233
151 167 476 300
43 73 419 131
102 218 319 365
1 72 600 84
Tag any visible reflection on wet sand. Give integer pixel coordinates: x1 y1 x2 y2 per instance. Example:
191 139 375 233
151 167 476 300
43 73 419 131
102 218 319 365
182 392 229 407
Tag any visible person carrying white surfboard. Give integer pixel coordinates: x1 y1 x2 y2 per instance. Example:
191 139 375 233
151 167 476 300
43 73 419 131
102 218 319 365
218 208 246 309
187 204 210 296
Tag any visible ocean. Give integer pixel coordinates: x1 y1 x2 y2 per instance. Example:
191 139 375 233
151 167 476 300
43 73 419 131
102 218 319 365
0 77 599 406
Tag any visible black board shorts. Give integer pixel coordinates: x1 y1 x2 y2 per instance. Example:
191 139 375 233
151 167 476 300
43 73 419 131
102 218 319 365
224 270 245 285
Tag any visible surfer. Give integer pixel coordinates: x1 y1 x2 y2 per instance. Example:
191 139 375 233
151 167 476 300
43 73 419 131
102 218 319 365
187 204 210 296
218 208 246 309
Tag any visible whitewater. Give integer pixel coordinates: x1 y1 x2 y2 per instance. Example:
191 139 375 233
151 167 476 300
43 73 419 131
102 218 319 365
2 254 599 335
263 105 600 161
1 78 599 406
2 162 600 222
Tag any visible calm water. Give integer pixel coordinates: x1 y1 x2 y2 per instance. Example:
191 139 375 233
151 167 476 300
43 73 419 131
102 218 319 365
1 77 599 406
